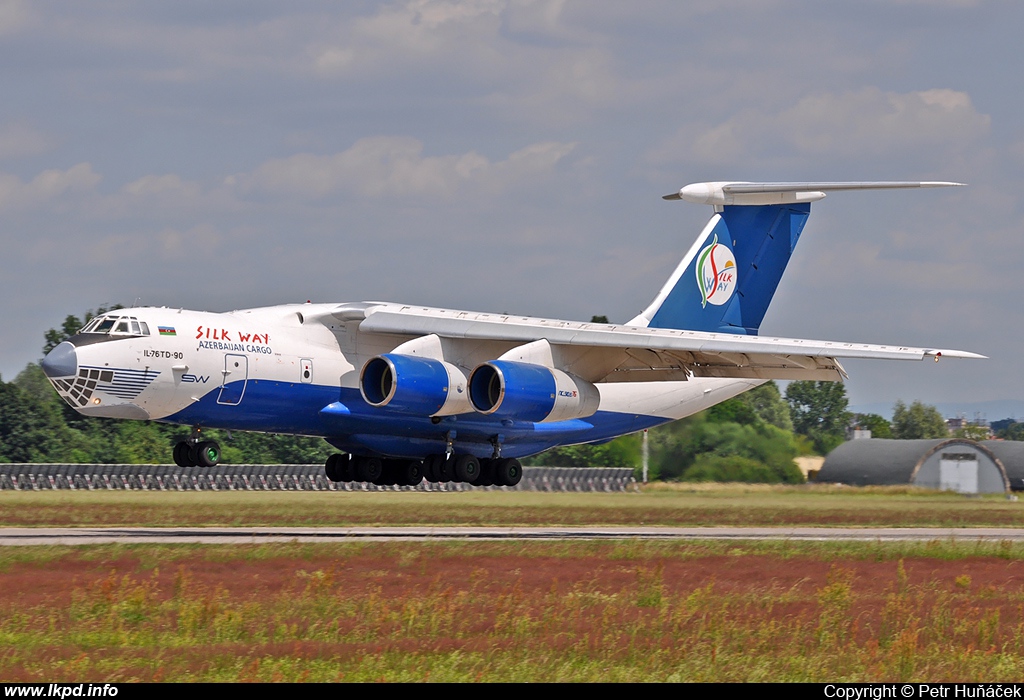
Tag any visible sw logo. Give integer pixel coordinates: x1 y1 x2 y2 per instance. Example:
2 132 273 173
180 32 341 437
181 374 210 384
696 233 736 308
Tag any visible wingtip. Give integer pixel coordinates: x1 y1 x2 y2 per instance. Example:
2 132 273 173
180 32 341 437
927 349 987 360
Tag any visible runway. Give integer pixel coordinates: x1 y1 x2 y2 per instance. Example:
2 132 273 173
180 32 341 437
3 526 1024 545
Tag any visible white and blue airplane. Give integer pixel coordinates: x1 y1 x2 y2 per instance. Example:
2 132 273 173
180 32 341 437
40 181 983 486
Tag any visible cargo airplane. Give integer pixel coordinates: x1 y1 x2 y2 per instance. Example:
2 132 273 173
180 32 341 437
40 181 982 487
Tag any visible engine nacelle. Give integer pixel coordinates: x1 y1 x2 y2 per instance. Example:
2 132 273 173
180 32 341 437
468 360 600 422
359 354 471 416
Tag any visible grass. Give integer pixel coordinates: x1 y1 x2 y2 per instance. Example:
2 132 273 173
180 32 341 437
0 484 1021 528
2 540 1024 681
2 486 1023 682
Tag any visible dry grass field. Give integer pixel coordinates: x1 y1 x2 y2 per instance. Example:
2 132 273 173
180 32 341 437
0 483 1020 528
0 540 1023 681
1 486 1023 681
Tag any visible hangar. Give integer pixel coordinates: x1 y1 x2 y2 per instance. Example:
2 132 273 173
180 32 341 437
980 441 1024 491
818 439 1010 494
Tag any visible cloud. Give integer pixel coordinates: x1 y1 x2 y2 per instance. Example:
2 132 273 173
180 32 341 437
649 87 991 166
305 1 623 125
0 0 31 36
0 123 54 159
311 0 506 78
0 163 100 211
87 173 244 222
237 136 577 200
154 224 224 260
122 173 201 199
886 0 980 6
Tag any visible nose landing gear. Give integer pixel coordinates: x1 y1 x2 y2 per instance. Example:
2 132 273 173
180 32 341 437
173 429 221 468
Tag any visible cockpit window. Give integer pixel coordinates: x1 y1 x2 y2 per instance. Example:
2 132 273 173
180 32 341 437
80 315 151 337
93 318 116 333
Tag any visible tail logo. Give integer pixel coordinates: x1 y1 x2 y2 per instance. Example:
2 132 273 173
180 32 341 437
696 234 737 307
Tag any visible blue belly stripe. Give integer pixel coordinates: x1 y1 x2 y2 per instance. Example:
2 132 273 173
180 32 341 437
161 381 668 459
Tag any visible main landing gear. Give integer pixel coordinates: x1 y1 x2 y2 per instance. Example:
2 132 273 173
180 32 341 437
173 433 221 468
324 453 522 487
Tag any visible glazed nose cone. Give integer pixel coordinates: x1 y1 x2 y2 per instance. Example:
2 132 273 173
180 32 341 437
41 341 78 378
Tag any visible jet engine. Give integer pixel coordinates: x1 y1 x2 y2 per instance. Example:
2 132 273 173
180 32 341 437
468 360 600 423
359 354 471 416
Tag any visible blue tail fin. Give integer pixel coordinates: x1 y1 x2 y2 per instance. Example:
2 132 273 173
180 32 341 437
632 203 810 335
629 180 963 335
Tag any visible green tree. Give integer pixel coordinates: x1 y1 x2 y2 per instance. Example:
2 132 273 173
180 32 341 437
590 315 609 324
785 381 850 454
13 363 63 406
851 413 892 439
527 434 641 470
737 381 793 432
998 422 1024 441
682 453 799 484
0 376 75 462
647 400 802 483
954 424 991 441
891 400 948 439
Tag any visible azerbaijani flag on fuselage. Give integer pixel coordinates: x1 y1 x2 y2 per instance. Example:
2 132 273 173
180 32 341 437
158 326 176 336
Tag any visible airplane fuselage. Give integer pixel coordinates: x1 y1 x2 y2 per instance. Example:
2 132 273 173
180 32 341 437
47 303 758 460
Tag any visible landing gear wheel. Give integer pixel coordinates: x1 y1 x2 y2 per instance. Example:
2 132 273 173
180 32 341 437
377 460 400 486
356 456 383 483
437 456 454 483
173 441 194 468
338 454 355 482
495 458 522 487
325 454 343 482
454 454 480 484
423 455 443 483
196 440 221 468
399 460 424 487
476 458 496 487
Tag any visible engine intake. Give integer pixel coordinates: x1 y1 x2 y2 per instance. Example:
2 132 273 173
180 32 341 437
360 354 471 416
468 360 599 422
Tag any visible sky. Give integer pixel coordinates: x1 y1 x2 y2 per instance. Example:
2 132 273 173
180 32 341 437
0 0 1021 418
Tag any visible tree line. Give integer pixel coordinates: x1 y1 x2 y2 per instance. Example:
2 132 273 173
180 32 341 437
536 381 996 482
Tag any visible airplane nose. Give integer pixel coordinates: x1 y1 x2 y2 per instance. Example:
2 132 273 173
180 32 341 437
41 341 78 378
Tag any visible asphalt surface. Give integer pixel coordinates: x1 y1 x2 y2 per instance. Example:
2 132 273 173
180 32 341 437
1 526 1024 545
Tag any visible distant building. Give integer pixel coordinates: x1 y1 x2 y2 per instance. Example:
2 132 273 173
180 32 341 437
946 415 993 438
818 439 1010 494
946 417 969 432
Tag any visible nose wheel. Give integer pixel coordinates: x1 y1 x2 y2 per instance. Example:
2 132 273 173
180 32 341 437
173 439 221 468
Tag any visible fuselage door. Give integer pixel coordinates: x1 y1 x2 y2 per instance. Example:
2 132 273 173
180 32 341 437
218 354 248 406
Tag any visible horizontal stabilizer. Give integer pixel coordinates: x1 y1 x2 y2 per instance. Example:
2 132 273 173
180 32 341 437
664 181 965 206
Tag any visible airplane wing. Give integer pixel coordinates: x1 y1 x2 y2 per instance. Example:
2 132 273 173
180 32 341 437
340 304 984 383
